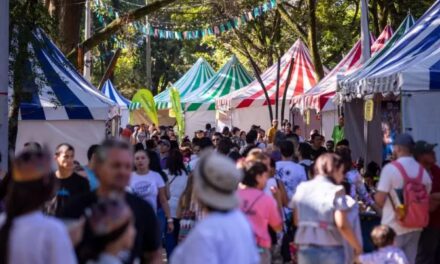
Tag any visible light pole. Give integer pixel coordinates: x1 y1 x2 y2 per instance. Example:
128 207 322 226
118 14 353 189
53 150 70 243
84 0 92 81
0 0 10 173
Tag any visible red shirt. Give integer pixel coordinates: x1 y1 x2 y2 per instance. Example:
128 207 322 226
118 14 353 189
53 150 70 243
429 164 440 229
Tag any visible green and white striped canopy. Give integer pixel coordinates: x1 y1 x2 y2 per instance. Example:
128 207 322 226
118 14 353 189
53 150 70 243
154 58 215 110
183 55 253 112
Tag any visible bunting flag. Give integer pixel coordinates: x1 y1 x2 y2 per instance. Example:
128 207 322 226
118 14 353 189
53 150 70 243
131 89 159 125
169 86 185 140
93 0 279 41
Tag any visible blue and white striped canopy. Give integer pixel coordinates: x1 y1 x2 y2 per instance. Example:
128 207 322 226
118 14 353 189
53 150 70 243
101 80 130 108
10 28 115 120
339 1 440 100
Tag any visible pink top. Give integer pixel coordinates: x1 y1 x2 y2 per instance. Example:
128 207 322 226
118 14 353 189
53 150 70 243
238 188 282 248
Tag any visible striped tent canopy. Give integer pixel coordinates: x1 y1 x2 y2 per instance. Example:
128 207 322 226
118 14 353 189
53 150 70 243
338 14 416 99
337 7 440 100
184 55 253 111
216 39 319 111
154 58 215 110
9 28 115 120
101 80 130 107
295 28 393 112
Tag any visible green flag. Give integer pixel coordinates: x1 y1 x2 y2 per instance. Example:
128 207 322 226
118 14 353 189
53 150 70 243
131 89 159 125
169 85 185 140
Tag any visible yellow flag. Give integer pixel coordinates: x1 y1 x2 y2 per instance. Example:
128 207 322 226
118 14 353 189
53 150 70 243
169 86 185 140
131 89 159 126
364 99 374 122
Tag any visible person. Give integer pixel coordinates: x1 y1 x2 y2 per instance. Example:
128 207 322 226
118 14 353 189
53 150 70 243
275 140 307 202
374 134 432 264
238 161 283 264
0 146 77 264
256 129 268 149
240 129 258 157
291 153 363 264
267 120 279 144
158 139 171 170
217 137 233 156
332 116 345 145
222 126 232 138
188 138 213 173
293 125 305 143
382 122 395 162
49 143 90 216
212 132 223 149
284 123 294 137
414 141 440 264
81 198 136 264
326 140 335 153
61 140 161 264
205 123 213 139
170 152 260 264
310 133 327 161
82 144 100 191
358 225 409 264
231 127 245 149
164 150 189 257
297 142 313 179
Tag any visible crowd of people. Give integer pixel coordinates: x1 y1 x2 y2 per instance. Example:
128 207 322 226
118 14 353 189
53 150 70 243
0 117 439 264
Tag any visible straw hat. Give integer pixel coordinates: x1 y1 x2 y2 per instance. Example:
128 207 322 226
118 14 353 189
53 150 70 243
194 152 243 211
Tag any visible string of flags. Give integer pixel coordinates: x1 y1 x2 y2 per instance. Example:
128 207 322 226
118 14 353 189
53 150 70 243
93 0 279 41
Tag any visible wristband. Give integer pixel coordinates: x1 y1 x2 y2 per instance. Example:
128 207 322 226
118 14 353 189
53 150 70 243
167 218 173 223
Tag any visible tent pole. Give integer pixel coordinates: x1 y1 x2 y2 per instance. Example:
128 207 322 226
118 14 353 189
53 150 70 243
0 0 9 174
98 48 121 89
281 58 295 122
275 57 281 120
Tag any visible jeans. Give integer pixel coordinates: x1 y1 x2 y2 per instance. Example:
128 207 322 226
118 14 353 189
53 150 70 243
416 227 440 264
395 230 421 264
298 245 344 264
157 208 166 246
165 218 180 258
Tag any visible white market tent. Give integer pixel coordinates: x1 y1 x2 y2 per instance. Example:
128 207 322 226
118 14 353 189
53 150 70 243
183 55 253 136
11 28 116 164
216 39 321 132
338 2 440 162
101 80 130 128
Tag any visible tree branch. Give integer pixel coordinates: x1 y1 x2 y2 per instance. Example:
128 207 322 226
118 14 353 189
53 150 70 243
276 2 307 41
66 0 176 60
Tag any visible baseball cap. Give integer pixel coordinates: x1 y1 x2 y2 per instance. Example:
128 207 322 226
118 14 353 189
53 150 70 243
393 133 415 148
414 140 437 156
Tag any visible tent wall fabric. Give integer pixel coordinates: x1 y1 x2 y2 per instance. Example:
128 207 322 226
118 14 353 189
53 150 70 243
217 39 318 111
11 28 115 121
339 14 416 97
154 58 215 110
101 80 130 127
184 55 253 111
185 110 215 137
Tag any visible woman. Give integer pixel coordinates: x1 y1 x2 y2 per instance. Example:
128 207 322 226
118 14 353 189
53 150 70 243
82 198 136 264
129 149 174 233
164 149 189 256
238 161 283 264
170 153 260 264
0 147 76 264
291 153 362 264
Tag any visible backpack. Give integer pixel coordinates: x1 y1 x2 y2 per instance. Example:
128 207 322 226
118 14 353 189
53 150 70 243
392 161 430 228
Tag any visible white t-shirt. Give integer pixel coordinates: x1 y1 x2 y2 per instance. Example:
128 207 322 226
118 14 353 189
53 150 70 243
377 156 432 235
170 209 260 264
0 211 76 264
188 156 200 173
129 171 165 212
166 170 189 218
275 160 307 200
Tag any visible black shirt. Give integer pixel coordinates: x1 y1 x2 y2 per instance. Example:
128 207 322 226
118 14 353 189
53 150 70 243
52 172 89 216
310 146 327 161
61 191 160 264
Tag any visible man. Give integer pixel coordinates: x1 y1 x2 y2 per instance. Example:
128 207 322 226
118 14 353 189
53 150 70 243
158 139 171 170
240 129 258 157
375 134 432 264
81 144 100 191
309 133 327 161
231 127 244 148
332 115 345 145
293 125 305 143
415 141 440 264
276 140 307 201
211 132 223 149
205 123 213 139
266 120 279 144
61 140 161 264
50 144 89 216
326 140 335 153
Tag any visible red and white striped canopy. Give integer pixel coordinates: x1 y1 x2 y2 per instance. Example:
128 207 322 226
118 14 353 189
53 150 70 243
216 39 319 110
293 26 393 112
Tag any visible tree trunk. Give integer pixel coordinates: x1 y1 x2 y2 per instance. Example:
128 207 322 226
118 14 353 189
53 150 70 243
66 0 176 60
371 0 380 35
306 0 324 80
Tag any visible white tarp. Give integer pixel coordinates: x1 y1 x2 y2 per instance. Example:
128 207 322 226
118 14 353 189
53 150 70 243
16 120 106 164
185 110 215 137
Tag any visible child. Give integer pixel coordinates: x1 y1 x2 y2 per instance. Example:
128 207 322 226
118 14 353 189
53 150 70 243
357 225 409 264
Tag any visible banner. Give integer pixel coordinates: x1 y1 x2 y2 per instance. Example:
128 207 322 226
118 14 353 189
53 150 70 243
169 86 185 140
364 99 374 122
131 89 159 126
